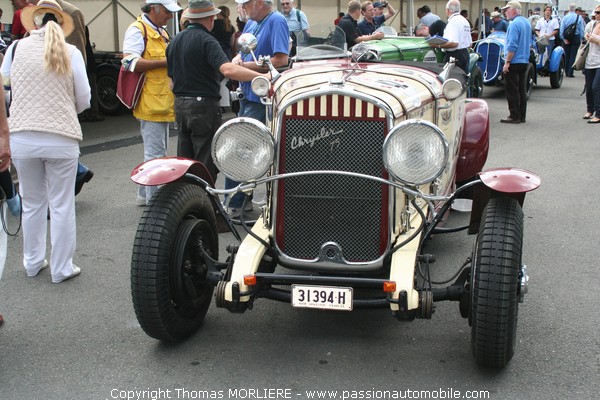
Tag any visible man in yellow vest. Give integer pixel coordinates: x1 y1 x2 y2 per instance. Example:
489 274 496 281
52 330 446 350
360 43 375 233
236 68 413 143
122 0 181 206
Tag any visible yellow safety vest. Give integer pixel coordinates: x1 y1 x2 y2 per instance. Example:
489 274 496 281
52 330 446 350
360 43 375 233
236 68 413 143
131 17 174 122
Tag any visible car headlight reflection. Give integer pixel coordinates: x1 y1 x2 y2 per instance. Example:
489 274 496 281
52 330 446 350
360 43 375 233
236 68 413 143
442 78 463 100
251 76 270 97
212 118 274 182
383 120 448 186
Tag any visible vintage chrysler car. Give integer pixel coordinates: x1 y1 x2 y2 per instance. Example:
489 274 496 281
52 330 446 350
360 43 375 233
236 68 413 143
130 28 540 368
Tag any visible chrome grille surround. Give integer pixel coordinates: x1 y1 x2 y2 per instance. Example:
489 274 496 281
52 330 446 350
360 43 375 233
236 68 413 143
477 41 503 84
271 91 395 270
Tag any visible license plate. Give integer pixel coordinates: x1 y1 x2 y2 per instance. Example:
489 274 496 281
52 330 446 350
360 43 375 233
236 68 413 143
292 285 353 311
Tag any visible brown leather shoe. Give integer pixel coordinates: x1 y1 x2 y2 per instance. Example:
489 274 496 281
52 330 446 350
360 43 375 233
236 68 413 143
500 117 521 124
0 314 4 327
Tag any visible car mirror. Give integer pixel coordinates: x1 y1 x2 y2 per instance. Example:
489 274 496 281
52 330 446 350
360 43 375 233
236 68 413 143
237 33 258 54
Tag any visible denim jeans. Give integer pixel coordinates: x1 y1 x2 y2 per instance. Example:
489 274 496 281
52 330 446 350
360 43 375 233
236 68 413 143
138 120 169 203
584 68 600 117
564 38 581 77
224 100 265 208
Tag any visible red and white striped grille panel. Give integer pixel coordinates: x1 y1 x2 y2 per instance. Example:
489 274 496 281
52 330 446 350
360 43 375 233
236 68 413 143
284 95 386 119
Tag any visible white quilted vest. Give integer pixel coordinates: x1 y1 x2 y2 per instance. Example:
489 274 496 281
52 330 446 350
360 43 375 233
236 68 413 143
8 33 82 141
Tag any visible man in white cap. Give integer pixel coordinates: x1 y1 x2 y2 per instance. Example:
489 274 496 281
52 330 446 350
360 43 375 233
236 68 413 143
491 11 508 33
500 0 530 124
166 0 268 183
225 0 289 216
122 0 181 206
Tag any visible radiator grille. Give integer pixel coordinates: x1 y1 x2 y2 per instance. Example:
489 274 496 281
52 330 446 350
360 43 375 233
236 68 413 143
275 95 388 262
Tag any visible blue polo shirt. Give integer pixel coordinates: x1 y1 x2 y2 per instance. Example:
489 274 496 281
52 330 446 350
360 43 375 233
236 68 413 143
240 12 290 103
505 15 531 64
560 12 585 40
358 15 386 35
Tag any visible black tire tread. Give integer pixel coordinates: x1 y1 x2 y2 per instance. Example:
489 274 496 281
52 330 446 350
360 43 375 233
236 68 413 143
131 182 217 342
549 57 564 89
471 196 524 368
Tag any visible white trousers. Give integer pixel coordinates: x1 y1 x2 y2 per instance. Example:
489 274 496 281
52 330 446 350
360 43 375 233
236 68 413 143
12 157 78 282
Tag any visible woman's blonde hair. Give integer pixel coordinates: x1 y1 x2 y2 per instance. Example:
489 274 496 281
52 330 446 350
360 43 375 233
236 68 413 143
33 14 71 75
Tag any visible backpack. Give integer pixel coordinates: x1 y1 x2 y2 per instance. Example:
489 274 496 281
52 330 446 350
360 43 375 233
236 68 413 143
563 15 579 41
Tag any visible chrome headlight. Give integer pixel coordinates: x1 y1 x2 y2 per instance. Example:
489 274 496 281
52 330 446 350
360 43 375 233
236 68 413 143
442 78 463 100
383 120 448 186
212 118 274 181
251 76 270 97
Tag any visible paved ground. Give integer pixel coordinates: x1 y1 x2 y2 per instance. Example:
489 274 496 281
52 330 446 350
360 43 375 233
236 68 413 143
0 74 599 400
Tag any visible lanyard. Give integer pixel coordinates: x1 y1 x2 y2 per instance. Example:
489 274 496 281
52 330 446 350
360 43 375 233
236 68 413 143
251 11 274 36
145 15 171 44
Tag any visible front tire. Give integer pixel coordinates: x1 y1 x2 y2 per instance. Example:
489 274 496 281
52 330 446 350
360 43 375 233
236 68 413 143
131 182 218 342
550 57 565 89
470 197 524 368
468 66 484 98
525 63 535 99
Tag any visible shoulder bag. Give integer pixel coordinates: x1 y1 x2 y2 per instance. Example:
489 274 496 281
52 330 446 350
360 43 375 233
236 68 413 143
573 42 589 71
117 22 147 109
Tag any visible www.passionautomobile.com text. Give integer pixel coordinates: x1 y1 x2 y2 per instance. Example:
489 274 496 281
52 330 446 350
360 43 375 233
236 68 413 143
108 387 491 400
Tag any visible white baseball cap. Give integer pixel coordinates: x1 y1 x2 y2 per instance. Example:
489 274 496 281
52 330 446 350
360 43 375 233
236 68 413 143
146 0 182 13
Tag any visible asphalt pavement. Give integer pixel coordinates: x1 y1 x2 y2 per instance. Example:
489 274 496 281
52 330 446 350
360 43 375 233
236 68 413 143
0 75 599 400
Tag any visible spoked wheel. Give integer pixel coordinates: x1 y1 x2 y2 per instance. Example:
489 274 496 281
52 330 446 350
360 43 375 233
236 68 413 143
470 196 524 368
131 182 218 342
96 69 123 115
550 57 565 89
525 63 535 99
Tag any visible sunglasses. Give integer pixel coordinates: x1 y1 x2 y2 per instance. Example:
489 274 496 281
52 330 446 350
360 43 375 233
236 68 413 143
595 10 600 14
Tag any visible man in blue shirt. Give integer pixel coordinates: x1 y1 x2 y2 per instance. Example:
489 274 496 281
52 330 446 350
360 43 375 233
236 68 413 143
228 0 289 215
501 0 531 124
490 11 508 33
280 0 309 56
560 3 586 77
358 1 395 35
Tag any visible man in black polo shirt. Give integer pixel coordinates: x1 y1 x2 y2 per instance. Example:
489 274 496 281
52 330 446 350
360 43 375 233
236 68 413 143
166 0 265 182
338 0 384 50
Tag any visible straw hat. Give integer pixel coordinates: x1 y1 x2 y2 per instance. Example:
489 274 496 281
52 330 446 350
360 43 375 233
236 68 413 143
21 0 74 36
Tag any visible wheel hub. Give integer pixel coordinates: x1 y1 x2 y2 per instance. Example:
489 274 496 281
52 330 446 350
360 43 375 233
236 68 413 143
519 264 529 303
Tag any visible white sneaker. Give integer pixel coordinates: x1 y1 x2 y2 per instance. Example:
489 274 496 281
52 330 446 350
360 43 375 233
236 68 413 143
53 265 81 283
27 259 49 277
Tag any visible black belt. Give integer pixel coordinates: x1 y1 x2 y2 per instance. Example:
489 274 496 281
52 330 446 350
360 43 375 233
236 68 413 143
176 96 220 103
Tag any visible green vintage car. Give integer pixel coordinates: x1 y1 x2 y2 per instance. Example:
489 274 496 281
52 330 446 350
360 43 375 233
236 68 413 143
361 29 483 98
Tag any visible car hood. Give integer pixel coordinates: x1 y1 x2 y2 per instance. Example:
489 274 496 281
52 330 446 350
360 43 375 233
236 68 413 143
275 61 448 118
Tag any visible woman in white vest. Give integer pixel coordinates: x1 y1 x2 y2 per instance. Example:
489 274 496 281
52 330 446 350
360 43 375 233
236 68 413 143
0 0 90 283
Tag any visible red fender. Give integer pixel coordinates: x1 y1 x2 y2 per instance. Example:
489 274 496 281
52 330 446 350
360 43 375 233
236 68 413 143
479 167 541 193
130 157 215 188
468 167 541 234
456 99 490 182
